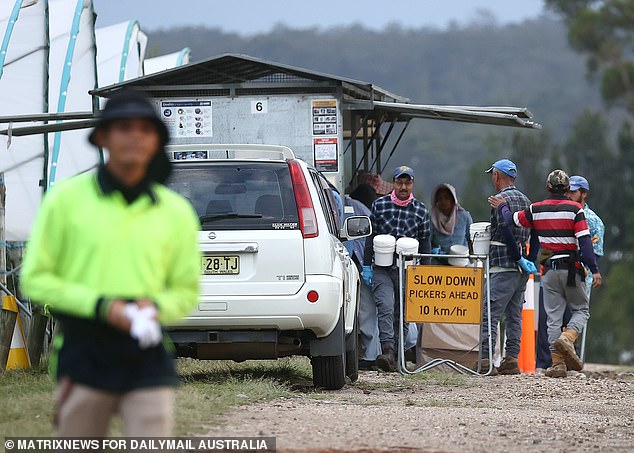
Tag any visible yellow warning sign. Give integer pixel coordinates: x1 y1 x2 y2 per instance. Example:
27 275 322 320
405 265 483 324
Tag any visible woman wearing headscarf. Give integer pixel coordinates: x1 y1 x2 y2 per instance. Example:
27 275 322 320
430 183 473 254
422 184 478 371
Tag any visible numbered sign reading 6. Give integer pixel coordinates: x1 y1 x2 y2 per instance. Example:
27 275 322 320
405 265 483 324
251 100 268 114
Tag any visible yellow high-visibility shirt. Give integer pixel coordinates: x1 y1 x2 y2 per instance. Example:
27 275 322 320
21 171 200 324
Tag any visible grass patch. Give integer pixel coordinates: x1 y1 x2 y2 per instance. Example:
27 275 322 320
351 377 411 392
0 363 55 437
174 357 312 434
408 370 473 387
0 357 313 437
1 356 477 436
352 370 472 392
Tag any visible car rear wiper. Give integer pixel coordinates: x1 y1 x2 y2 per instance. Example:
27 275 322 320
199 213 263 223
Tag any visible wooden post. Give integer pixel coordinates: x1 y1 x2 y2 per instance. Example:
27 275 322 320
0 172 13 371
27 305 48 368
1 171 5 288
0 296 17 372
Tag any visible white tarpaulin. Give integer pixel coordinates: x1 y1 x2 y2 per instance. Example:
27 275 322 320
0 0 48 241
418 323 502 371
144 48 191 75
47 0 98 187
96 20 148 88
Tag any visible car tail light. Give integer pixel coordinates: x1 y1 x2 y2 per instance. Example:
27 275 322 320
307 290 319 303
288 159 318 238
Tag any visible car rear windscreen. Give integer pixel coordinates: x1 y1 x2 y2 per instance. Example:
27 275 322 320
166 162 299 231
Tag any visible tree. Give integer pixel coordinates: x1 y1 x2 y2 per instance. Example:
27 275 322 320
548 1 634 363
547 0 634 115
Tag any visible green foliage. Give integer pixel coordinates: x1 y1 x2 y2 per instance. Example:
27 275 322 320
589 258 634 362
547 0 634 115
601 62 634 104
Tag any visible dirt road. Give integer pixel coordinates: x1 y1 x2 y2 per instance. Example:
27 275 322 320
204 365 634 452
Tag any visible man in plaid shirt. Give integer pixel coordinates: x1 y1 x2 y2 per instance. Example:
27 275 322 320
363 165 431 371
479 159 537 375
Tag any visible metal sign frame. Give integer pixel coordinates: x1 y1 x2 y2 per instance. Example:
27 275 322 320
397 251 494 376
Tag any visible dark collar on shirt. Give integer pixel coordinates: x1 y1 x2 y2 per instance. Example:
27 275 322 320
97 165 157 204
547 193 569 200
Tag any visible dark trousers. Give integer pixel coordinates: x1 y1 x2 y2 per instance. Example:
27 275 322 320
535 285 573 369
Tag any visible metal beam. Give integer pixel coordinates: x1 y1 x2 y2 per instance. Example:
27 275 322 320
381 119 411 174
0 111 95 123
373 101 541 129
0 119 97 136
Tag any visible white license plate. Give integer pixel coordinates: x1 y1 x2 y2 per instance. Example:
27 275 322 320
201 255 239 275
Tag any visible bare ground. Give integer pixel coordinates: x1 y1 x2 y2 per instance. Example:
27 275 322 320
203 364 634 452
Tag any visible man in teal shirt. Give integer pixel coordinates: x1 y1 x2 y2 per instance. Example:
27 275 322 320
567 175 604 359
21 90 200 436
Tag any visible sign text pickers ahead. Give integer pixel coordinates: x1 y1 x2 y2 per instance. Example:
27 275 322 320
405 265 483 324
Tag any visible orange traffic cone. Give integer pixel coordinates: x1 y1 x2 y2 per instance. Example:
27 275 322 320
518 274 536 373
3 295 31 369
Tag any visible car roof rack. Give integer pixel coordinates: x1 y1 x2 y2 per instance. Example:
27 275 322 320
166 144 295 162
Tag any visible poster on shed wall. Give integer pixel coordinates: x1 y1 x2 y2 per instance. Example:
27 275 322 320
161 100 213 138
312 99 338 172
313 137 338 172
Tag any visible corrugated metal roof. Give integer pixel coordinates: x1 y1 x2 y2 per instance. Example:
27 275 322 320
92 53 408 103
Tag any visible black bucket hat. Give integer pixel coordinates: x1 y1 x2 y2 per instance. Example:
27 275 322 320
89 89 172 183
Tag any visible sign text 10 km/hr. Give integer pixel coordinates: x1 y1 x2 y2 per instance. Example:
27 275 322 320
405 265 483 324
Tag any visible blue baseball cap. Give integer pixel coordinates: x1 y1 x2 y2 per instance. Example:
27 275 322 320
486 159 517 178
392 165 415 180
569 175 590 191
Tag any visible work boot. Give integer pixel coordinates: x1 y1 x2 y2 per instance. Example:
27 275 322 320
405 347 417 364
376 344 397 372
358 359 378 371
497 356 521 375
545 352 567 378
554 328 583 371
474 358 498 376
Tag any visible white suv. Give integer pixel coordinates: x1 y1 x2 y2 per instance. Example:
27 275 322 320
165 144 370 389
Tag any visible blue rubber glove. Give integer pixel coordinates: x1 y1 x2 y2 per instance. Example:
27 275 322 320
361 265 373 286
517 257 537 275
432 247 441 255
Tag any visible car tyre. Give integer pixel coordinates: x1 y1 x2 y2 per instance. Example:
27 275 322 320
311 354 346 390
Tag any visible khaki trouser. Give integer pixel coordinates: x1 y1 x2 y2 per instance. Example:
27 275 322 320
55 378 174 437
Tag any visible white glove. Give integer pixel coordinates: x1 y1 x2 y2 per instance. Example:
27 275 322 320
124 304 163 349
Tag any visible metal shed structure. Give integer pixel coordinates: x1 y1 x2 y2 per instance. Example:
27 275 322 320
90 53 540 191
2 53 540 192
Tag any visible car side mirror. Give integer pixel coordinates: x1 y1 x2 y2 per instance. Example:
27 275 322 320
341 216 371 240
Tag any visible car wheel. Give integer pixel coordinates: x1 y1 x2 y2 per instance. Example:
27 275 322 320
345 312 359 382
311 354 346 390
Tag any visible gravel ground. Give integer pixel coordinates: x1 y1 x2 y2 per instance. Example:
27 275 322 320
204 364 634 452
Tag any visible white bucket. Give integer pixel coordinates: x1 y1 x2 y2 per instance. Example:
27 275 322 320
448 244 470 266
470 222 491 255
396 237 419 266
374 234 396 267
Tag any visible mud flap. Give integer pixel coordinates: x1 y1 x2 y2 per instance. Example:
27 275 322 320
310 306 345 357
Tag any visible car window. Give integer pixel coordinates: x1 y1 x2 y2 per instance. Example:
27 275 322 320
167 162 299 231
310 171 340 236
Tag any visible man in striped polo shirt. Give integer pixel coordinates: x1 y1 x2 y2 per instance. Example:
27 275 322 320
490 170 602 378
